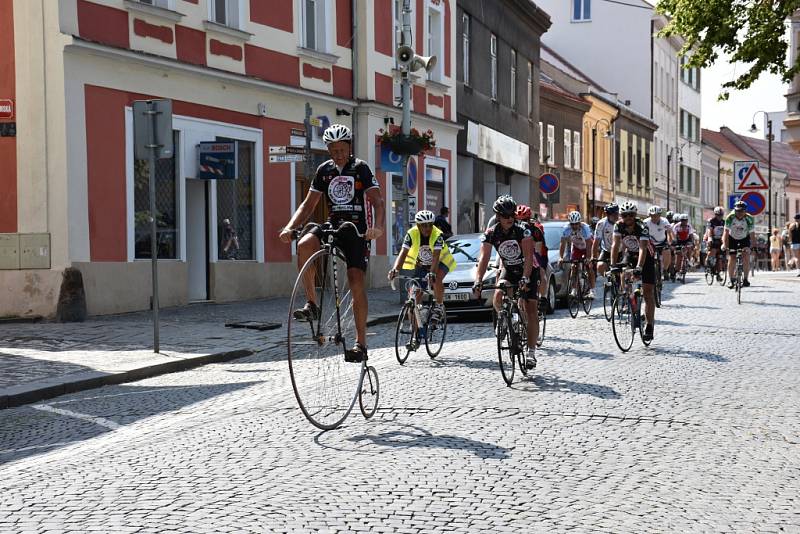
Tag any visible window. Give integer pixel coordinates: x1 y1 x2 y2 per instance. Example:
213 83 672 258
139 0 171 8
216 140 256 260
547 124 555 165
135 131 179 260
627 136 633 185
680 109 700 142
510 49 517 110
527 62 533 119
302 0 328 51
636 141 642 186
539 122 544 164
462 13 470 85
564 129 572 168
645 143 651 189
573 131 581 171
680 56 700 91
210 0 240 28
615 139 621 180
427 4 444 81
425 165 446 213
490 34 497 100
572 0 591 21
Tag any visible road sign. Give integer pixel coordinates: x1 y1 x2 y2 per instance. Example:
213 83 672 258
539 173 560 195
198 142 237 179
308 117 322 127
0 99 13 119
269 146 305 155
740 191 766 216
269 154 306 163
133 99 173 160
290 128 306 137
734 160 767 193
407 196 417 223
728 194 742 210
407 157 418 193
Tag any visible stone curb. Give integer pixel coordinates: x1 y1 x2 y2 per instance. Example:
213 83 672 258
0 349 254 411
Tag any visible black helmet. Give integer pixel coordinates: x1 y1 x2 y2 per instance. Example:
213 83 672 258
493 195 517 216
604 203 619 214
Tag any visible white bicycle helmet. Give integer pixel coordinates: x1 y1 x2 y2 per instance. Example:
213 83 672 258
620 201 638 214
648 205 663 216
713 206 724 216
414 210 435 224
679 213 689 221
322 124 352 144
567 211 582 223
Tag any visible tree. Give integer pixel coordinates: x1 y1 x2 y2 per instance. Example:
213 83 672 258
657 0 800 99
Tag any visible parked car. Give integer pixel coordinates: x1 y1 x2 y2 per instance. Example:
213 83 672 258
440 233 498 314
541 221 571 312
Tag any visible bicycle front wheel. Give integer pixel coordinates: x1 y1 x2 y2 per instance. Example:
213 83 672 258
536 307 546 347
394 302 416 365
603 282 615 322
581 273 593 315
567 269 580 318
358 366 380 419
425 305 447 359
611 296 635 352
496 311 515 386
287 248 363 431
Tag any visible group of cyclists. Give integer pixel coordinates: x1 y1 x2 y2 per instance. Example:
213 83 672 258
280 123 759 369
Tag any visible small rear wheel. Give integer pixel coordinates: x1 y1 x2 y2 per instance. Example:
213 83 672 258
358 366 379 419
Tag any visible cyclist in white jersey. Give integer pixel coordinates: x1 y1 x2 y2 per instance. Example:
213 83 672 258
591 203 619 279
646 205 674 280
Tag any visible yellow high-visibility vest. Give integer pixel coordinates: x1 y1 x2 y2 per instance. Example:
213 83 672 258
402 225 457 271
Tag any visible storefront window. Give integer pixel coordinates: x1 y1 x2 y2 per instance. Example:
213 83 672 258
425 166 445 213
216 139 255 260
134 131 179 259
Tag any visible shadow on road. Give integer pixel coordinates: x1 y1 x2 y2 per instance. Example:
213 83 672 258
512 374 621 399
342 422 511 460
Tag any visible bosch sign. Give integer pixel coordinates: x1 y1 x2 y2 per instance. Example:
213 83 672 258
0 99 13 120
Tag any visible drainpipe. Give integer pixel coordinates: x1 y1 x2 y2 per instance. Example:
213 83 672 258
716 156 721 207
351 0 359 144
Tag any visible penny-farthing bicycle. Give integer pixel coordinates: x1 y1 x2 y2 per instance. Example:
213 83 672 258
287 222 379 430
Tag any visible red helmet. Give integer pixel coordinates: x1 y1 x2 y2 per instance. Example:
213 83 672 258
515 204 532 221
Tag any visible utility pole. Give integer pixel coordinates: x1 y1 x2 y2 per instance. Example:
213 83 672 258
768 119 773 231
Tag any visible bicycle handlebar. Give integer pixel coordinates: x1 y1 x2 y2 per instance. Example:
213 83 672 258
289 221 367 240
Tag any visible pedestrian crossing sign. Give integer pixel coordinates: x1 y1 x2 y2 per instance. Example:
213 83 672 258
733 161 767 193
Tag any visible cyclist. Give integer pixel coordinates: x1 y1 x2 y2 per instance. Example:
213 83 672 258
559 211 596 299
279 124 385 363
704 207 726 280
646 205 674 281
388 210 457 323
473 195 539 370
516 205 550 310
592 203 619 280
722 201 755 288
672 213 695 275
665 210 675 224
610 201 657 342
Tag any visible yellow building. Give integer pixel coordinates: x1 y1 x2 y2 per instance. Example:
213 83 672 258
581 94 618 217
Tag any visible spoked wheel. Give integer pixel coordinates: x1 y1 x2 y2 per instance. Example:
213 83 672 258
654 264 663 308
705 268 714 285
425 305 447 358
581 273 593 315
603 281 615 322
358 366 379 419
514 312 529 377
611 296 635 353
287 248 363 431
394 303 417 365
496 311 516 386
736 271 743 305
639 310 652 347
567 269 580 318
718 266 727 286
536 306 546 347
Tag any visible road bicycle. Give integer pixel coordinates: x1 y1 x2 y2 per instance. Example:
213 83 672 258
704 248 725 286
286 222 379 430
673 245 689 284
563 258 593 318
484 283 533 386
602 268 620 322
391 275 448 364
651 245 665 308
731 248 746 305
609 264 652 352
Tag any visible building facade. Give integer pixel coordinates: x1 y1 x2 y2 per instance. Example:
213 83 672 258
674 50 703 228
651 14 680 211
0 0 459 318
613 105 657 213
700 137 722 219
455 0 550 232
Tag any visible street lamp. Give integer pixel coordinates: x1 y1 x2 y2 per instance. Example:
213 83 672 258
749 112 773 231
666 145 683 211
585 118 614 217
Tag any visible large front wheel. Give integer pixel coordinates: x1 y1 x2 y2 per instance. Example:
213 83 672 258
287 248 363 431
611 296 635 353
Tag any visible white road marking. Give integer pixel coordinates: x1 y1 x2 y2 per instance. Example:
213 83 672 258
31 404 121 430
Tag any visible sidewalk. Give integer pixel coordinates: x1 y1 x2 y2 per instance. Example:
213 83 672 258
0 287 401 409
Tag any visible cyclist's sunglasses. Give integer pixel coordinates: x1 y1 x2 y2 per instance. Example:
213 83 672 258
621 212 636 217
417 222 434 228
498 213 515 220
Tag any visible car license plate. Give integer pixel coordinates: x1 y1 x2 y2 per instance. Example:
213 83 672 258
445 293 469 302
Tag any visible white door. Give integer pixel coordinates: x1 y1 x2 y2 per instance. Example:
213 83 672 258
186 179 208 301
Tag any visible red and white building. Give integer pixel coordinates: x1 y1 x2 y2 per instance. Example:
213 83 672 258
0 0 458 318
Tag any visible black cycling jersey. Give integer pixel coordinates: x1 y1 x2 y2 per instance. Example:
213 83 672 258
310 157 378 233
613 219 650 254
706 217 725 241
481 222 531 275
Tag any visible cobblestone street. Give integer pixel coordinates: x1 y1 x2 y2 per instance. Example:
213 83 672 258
1 272 799 533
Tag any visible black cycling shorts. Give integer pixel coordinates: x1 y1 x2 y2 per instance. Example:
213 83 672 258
307 223 371 271
499 268 540 301
622 251 656 285
597 249 611 263
708 239 722 250
728 237 751 254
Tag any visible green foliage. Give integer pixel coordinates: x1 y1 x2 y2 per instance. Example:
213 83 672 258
657 0 800 99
